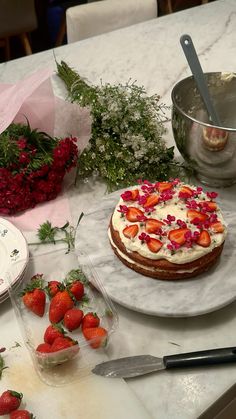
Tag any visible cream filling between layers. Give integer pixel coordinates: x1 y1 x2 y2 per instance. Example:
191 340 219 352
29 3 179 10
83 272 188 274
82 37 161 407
108 229 197 274
111 185 227 264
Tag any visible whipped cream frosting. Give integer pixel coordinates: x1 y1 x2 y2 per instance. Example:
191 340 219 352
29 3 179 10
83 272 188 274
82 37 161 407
111 180 227 264
108 229 197 273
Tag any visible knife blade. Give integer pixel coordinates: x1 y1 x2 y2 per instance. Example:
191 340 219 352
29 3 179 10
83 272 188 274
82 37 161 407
92 347 236 378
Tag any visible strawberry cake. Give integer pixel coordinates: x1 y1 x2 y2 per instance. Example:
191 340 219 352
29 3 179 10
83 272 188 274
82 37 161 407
108 179 227 280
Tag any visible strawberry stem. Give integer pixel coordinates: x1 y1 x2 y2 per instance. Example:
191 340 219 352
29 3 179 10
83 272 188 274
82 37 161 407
0 354 8 379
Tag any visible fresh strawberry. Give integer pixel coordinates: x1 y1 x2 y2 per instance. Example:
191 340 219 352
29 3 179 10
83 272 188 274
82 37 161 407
50 336 78 353
49 290 74 324
179 186 194 198
46 280 62 298
126 207 144 222
199 201 217 212
68 280 84 302
187 209 208 223
22 282 46 317
143 194 159 208
147 238 163 253
63 308 84 331
44 324 65 345
168 228 190 245
10 409 35 419
36 343 52 353
0 390 23 415
123 224 139 239
82 312 100 330
210 221 225 233
145 218 164 234
156 182 172 193
83 327 108 349
196 230 211 247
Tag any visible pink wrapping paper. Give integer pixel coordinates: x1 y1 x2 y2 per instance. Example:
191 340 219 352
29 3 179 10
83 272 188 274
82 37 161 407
0 68 91 232
0 68 55 135
4 191 72 232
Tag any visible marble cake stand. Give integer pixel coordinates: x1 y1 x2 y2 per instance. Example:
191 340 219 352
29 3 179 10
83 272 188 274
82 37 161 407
75 190 236 317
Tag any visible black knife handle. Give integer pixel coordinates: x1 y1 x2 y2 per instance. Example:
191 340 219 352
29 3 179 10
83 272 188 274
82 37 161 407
163 347 236 369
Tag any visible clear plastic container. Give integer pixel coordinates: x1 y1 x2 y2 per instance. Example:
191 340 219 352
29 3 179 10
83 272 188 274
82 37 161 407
7 248 118 386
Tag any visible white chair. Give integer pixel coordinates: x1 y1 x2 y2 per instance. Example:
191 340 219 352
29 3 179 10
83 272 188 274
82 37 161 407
66 0 158 43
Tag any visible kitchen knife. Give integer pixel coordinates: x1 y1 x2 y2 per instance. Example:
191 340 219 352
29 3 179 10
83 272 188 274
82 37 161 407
92 347 236 378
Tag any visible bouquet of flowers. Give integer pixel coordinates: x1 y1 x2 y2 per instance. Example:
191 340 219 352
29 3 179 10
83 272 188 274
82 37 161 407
0 122 78 214
57 61 184 191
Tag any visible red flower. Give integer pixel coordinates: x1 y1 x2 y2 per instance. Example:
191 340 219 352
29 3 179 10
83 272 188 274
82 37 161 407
17 137 27 149
0 135 78 215
36 180 54 194
19 151 30 165
33 191 47 203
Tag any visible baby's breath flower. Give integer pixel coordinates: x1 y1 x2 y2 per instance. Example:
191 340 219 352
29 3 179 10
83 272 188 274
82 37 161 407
57 61 186 191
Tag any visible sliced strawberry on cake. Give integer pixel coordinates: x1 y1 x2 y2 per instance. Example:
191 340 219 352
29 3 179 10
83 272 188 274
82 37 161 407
178 186 194 199
123 224 139 238
196 230 211 247
130 189 139 200
156 182 173 193
126 207 144 222
199 201 217 212
143 194 159 208
168 228 191 246
147 238 163 253
187 209 208 223
209 221 225 233
145 219 164 234
121 189 139 201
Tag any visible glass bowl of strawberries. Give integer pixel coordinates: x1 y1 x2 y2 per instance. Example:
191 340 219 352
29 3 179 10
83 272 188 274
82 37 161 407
7 248 118 386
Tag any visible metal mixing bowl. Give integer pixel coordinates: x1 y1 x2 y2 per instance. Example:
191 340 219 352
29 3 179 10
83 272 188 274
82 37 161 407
171 72 236 187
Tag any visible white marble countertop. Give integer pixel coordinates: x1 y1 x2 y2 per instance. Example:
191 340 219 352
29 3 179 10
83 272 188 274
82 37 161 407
1 0 236 417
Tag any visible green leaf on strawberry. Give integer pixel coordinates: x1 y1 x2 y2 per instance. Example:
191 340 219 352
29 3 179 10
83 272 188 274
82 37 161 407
64 268 88 285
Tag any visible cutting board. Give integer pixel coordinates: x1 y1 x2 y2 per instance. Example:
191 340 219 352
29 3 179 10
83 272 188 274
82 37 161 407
0 233 152 419
0 341 152 419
